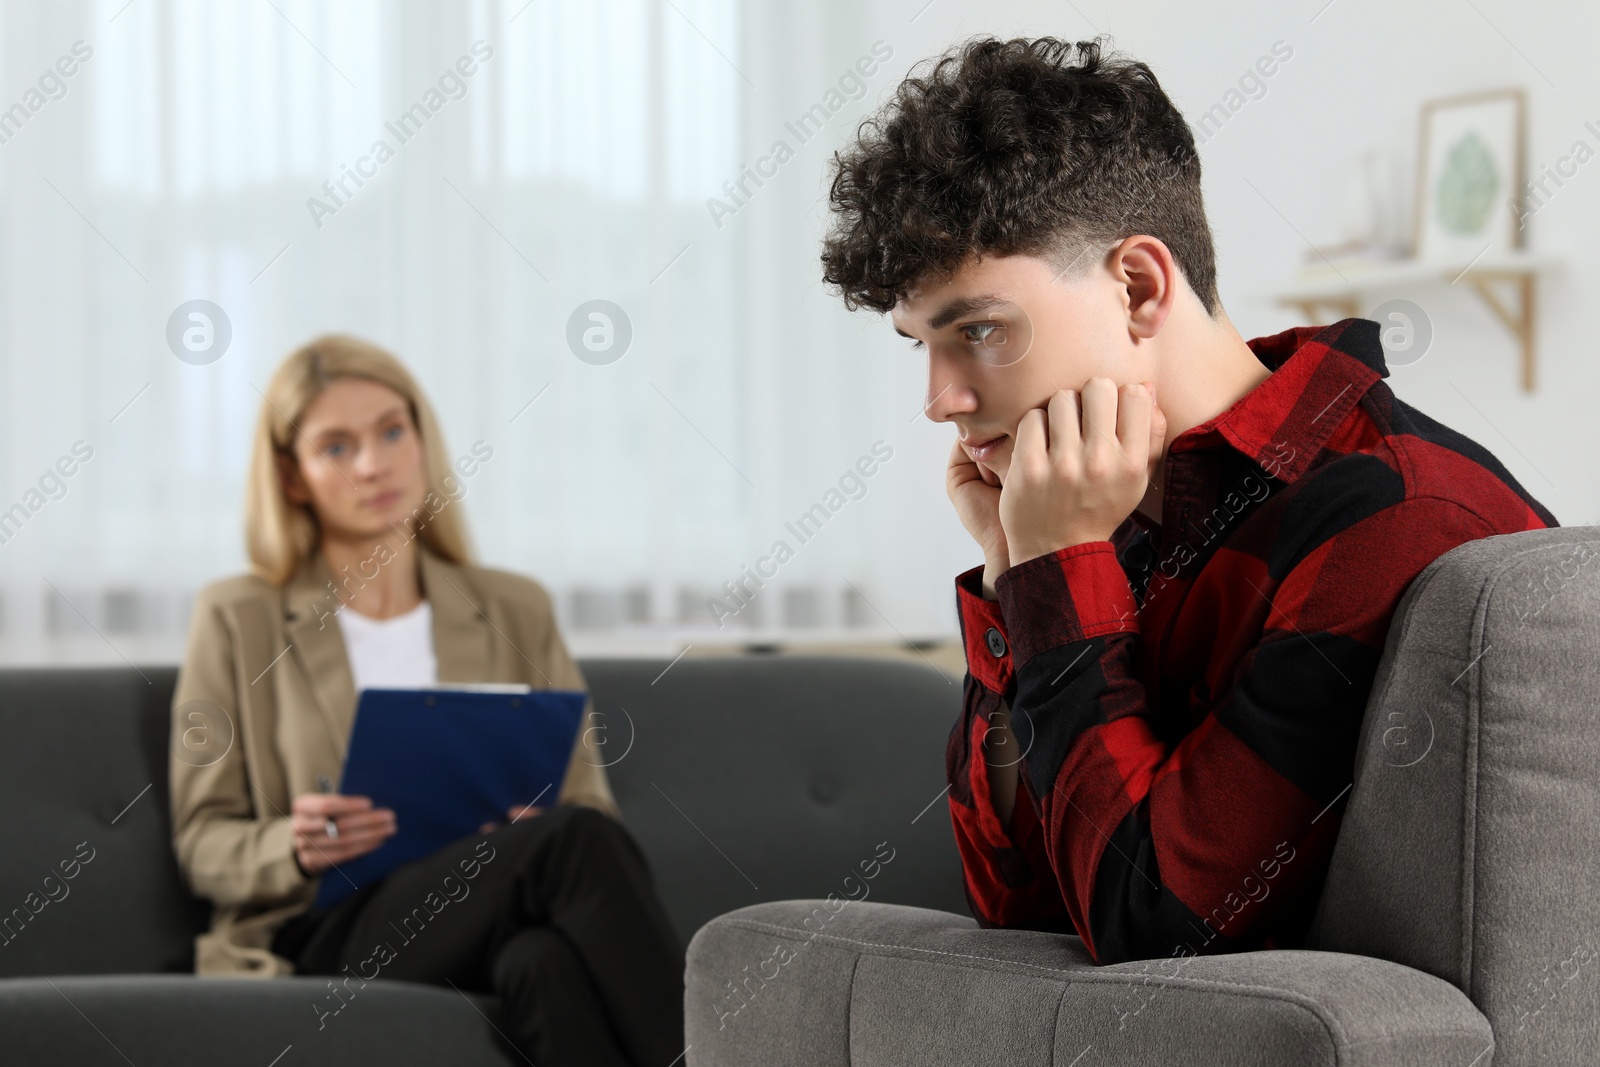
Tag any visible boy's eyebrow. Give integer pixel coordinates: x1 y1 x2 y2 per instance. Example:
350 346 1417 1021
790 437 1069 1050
895 294 1013 337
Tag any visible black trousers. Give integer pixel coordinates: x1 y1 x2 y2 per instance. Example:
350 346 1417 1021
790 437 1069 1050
272 804 684 1067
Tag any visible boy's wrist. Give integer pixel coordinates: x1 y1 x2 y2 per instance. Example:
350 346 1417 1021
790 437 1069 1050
981 556 1007 600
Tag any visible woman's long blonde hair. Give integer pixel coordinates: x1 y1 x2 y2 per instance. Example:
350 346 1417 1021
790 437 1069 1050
245 334 474 586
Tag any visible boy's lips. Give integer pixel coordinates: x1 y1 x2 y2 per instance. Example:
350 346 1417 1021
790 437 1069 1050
964 433 1008 461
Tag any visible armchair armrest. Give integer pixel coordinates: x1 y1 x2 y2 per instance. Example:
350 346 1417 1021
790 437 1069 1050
687 901 1492 1067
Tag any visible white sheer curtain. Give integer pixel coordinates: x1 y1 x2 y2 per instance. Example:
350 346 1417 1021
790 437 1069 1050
0 0 963 664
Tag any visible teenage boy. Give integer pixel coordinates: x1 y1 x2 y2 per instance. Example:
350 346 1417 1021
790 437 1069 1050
820 36 1557 965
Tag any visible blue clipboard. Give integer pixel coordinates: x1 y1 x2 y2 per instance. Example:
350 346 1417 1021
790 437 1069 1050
313 685 588 911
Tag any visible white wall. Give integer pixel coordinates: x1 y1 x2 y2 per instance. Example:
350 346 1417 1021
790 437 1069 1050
0 0 1589 665
859 0 1595 628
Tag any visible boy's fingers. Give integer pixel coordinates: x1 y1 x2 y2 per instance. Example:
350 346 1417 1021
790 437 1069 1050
1013 406 1047 466
1046 389 1081 461
947 437 984 491
1145 381 1168 470
1116 382 1152 469
1080 378 1127 467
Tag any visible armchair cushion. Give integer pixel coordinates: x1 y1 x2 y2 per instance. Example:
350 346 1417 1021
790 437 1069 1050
686 901 1492 1066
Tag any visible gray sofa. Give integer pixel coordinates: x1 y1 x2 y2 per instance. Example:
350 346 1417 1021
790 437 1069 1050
685 526 1600 1067
0 655 967 1065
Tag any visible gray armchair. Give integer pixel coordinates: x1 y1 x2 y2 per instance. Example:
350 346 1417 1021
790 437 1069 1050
685 526 1600 1067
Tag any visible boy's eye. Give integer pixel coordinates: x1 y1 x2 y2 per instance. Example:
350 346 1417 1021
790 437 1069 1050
968 307 1032 367
961 322 1004 347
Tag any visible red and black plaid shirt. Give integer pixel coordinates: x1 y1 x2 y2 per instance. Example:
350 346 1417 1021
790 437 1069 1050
948 317 1557 964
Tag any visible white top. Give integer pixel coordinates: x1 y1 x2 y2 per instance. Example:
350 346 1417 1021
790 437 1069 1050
336 598 439 692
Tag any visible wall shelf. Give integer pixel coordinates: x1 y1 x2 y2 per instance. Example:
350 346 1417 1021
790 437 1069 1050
1264 250 1559 392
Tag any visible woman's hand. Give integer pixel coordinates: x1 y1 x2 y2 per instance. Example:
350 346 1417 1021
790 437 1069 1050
478 804 545 834
946 438 1010 596
289 792 397 876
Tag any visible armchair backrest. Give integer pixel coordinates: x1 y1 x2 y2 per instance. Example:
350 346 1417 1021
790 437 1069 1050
1309 526 1600 1067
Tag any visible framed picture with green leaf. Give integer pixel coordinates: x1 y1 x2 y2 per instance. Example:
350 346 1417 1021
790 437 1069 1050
1413 87 1526 262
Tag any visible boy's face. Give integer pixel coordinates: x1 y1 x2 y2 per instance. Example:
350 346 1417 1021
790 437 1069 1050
892 250 1154 487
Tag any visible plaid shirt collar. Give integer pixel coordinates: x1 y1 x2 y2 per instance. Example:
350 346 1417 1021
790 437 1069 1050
1165 317 1390 486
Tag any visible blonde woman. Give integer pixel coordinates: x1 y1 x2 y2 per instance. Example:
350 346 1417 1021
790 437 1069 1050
169 335 682 1066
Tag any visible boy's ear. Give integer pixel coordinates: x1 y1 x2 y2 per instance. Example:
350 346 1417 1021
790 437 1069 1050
1114 237 1179 339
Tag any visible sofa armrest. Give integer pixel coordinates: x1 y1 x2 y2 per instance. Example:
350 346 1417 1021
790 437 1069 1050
686 901 1493 1067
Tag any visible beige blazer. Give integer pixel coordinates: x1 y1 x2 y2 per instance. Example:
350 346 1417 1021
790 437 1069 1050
169 542 618 978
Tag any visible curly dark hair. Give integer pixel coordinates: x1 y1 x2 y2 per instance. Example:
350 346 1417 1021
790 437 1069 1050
820 35 1217 317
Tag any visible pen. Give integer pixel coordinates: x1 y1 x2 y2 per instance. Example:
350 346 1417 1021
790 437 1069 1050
317 773 339 840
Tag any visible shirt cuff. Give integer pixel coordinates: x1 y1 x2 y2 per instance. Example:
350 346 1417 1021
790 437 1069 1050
955 564 1014 695
993 542 1139 670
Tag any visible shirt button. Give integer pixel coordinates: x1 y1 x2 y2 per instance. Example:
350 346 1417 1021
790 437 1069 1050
985 627 1007 658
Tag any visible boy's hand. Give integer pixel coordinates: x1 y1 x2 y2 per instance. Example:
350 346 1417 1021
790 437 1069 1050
1000 378 1166 566
946 438 1010 593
